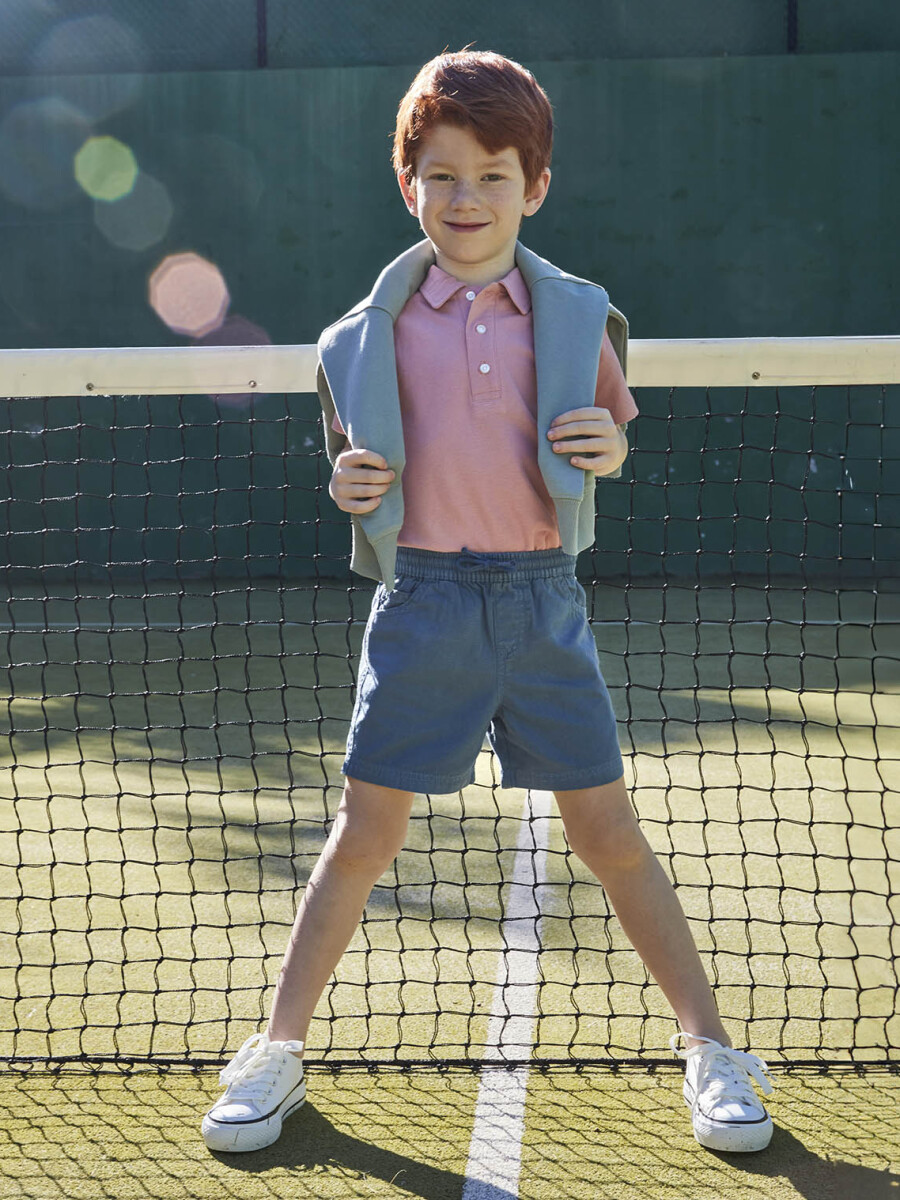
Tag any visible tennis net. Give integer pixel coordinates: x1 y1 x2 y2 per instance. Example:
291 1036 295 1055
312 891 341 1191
1 337 898 1069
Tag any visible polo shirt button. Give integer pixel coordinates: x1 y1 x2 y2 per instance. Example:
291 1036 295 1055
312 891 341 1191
475 324 487 334
465 290 476 301
479 363 491 374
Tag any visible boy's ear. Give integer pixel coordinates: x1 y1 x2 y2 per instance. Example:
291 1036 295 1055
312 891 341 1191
397 170 418 217
523 167 551 218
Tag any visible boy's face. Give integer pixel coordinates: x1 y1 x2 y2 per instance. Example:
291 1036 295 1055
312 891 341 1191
398 123 550 285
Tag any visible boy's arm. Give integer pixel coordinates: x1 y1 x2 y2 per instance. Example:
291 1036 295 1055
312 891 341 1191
329 448 396 513
608 421 631 476
316 361 395 513
611 420 630 473
607 421 630 476
546 327 636 476
547 409 629 475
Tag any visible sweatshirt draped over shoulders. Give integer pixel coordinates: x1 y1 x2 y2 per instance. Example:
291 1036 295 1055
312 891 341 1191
317 238 636 583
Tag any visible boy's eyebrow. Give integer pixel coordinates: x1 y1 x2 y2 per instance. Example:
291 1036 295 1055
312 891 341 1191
423 154 518 169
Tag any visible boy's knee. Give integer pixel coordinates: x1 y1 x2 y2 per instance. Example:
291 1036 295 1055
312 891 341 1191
556 784 649 874
328 832 400 877
327 779 412 875
569 822 648 876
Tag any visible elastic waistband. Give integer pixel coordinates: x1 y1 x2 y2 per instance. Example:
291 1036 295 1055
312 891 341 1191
394 545 577 583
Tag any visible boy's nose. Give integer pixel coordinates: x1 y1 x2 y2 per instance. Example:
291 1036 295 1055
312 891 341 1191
450 182 479 207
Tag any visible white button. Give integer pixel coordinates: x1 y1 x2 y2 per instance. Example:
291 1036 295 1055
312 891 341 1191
465 290 476 301
475 324 487 334
479 363 491 374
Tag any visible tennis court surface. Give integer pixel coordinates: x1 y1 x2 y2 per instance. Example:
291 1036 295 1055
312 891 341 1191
1 339 898 1197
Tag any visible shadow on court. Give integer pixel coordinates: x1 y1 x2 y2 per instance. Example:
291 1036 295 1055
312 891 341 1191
210 1101 470 1197
521 1066 900 1199
2 1066 898 1199
720 1126 900 1200
0 1068 479 1200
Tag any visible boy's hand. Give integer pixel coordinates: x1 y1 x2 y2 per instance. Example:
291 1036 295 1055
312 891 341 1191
329 448 396 513
547 408 628 475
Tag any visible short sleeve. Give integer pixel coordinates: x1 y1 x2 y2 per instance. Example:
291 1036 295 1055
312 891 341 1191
595 329 638 424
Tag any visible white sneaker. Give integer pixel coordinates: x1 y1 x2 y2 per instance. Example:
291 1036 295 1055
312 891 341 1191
202 1033 306 1152
670 1032 774 1152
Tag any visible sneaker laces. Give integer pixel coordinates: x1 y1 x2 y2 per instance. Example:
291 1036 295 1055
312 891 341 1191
218 1033 305 1101
670 1033 774 1105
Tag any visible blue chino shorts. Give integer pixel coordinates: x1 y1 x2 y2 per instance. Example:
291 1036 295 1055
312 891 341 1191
343 546 625 794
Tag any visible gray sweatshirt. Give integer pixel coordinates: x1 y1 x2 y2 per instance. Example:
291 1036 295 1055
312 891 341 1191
317 237 629 583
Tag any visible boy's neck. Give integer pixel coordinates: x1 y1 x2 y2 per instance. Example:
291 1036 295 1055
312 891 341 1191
433 245 517 288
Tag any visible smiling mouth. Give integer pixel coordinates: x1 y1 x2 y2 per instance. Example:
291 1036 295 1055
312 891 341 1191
444 221 489 232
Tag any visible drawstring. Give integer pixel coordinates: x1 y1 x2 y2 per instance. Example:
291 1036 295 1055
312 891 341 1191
458 547 516 572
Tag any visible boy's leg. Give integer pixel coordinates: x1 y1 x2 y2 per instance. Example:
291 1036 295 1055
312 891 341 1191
553 778 729 1045
202 776 413 1152
554 778 774 1153
265 776 416 1051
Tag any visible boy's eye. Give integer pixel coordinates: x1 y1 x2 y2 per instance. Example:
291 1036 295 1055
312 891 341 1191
425 172 505 183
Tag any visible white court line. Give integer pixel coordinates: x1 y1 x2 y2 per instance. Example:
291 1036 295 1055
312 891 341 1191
462 789 552 1200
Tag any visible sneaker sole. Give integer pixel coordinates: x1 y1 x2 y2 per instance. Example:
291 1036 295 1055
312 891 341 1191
683 1082 772 1153
201 1081 306 1153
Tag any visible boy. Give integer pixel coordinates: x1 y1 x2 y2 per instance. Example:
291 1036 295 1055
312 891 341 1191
202 50 774 1155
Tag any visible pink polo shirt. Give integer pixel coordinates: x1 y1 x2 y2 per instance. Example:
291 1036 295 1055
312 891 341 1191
335 264 638 553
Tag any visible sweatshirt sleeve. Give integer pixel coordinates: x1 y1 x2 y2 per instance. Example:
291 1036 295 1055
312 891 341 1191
316 361 349 465
595 329 638 425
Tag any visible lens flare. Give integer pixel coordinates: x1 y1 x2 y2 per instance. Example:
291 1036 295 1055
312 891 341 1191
74 136 138 202
193 314 273 407
31 15 145 76
29 14 145 122
148 253 230 337
0 97 90 210
94 172 173 252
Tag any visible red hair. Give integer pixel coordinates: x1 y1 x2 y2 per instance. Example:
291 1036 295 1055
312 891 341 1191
393 50 553 191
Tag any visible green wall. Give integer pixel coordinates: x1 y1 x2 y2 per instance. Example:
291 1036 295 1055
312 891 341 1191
3 1 900 74
0 51 896 349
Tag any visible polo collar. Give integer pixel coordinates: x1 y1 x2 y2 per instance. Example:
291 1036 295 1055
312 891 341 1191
328 238 602 330
419 263 532 314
